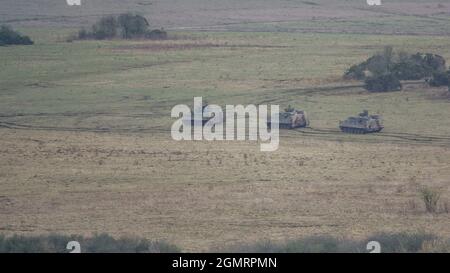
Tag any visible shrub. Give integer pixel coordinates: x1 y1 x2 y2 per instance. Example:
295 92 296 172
344 46 393 80
0 25 33 46
145 29 168 40
366 233 437 253
364 73 402 92
220 236 356 253
0 233 180 253
219 233 446 253
393 53 446 80
391 61 429 80
91 16 118 40
281 236 356 253
344 64 366 80
76 13 156 40
344 47 447 82
420 187 441 213
428 70 450 87
118 13 149 39
77 27 89 40
345 54 390 80
421 239 450 253
423 53 447 72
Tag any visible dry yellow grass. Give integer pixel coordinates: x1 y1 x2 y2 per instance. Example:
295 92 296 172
2 16 450 252
0 128 448 251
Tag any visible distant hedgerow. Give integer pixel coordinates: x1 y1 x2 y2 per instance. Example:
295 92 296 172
218 232 448 253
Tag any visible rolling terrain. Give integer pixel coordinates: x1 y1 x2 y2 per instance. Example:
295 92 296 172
0 0 449 251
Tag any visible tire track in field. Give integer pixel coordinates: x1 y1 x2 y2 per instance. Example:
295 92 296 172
2 120 450 148
284 127 450 147
0 121 170 134
0 80 444 145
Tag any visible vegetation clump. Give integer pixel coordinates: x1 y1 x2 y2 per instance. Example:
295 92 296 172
77 13 167 40
1 232 449 253
392 52 446 80
428 70 450 87
419 186 441 213
220 233 448 253
0 233 180 253
0 25 33 46
345 46 448 92
364 73 402 92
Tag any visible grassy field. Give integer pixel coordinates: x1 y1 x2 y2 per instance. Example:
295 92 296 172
1 1 450 252
2 0 450 34
2 30 450 134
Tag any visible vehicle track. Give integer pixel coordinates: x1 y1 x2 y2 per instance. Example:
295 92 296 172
0 121 170 134
2 120 450 148
285 127 450 147
0 79 447 147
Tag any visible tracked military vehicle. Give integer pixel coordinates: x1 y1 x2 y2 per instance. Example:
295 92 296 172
183 101 213 126
268 106 309 129
339 110 383 134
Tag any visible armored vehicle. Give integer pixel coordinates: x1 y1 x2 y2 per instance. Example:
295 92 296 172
339 110 383 134
182 101 224 127
268 107 309 129
183 102 212 126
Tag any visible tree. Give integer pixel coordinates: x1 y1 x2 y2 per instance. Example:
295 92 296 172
91 16 118 40
118 13 149 39
344 47 447 82
428 70 450 87
76 13 167 41
364 73 402 92
145 29 167 40
344 46 394 80
0 25 33 46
